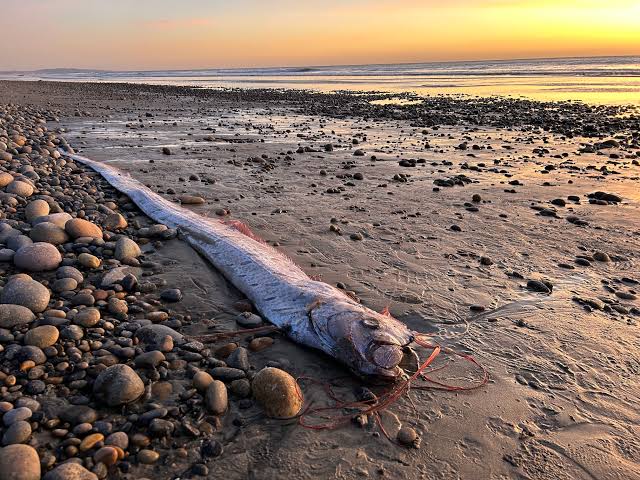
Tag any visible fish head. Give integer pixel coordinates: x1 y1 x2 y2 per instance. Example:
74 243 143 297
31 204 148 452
317 302 414 381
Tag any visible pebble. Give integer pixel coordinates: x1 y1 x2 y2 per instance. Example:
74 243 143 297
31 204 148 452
179 195 206 205
193 371 214 391
6 180 34 197
0 304 36 328
397 426 419 447
252 367 303 418
93 364 145 406
236 312 262 328
25 199 50 222
29 222 70 245
1 420 32 445
137 449 160 464
593 251 611 262
0 277 50 312
249 337 274 352
114 237 141 260
104 213 127 231
205 380 228 414
65 218 103 239
160 288 182 302
14 242 62 271
43 462 98 480
24 325 59 348
0 444 41 480
79 433 104 451
94 446 119 467
78 253 101 269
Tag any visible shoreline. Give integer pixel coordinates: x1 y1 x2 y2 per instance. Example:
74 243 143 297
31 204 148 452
0 80 639 480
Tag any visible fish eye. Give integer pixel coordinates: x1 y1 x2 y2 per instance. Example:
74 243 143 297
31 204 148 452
361 318 380 329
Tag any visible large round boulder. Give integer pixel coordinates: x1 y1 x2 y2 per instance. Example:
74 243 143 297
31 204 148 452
0 277 50 313
0 444 41 480
14 242 62 271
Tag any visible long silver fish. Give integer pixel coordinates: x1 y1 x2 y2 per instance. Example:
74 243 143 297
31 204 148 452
66 153 415 380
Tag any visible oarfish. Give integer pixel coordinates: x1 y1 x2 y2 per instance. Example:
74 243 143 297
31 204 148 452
66 153 415 381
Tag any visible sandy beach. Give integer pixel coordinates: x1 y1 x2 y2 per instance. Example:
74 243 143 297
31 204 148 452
0 80 639 480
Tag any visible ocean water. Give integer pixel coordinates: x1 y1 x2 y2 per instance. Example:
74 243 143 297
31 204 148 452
3 56 640 105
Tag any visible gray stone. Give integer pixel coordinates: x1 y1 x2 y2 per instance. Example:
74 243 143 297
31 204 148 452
1 278 50 313
13 242 62 272
93 364 144 406
0 304 36 328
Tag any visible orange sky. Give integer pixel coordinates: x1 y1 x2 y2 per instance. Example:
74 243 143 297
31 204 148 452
1 0 639 70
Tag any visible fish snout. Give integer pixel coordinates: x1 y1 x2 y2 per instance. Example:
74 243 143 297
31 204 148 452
370 343 404 370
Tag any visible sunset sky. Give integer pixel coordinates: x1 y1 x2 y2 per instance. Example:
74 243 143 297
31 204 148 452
2 0 639 70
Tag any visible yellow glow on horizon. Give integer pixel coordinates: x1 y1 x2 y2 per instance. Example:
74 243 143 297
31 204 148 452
0 0 638 70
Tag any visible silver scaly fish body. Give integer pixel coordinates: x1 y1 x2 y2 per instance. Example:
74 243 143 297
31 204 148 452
67 153 414 380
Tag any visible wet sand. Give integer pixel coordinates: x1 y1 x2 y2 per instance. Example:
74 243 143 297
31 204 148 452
1 80 639 479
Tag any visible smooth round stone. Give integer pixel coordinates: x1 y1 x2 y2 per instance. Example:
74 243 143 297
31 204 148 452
0 444 41 480
236 312 263 328
79 433 104 451
397 426 418 446
94 446 119 467
103 213 127 231
30 222 69 245
134 350 165 369
43 462 98 480
17 346 46 365
60 325 84 341
0 172 14 187
2 420 32 445
73 308 100 327
137 449 160 464
3 407 32 426
114 237 141 260
93 364 144 406
252 367 303 418
192 371 214 391
179 195 205 205
24 325 59 348
56 266 84 283
5 180 34 197
105 431 128 449
0 277 50 313
78 253 100 269
0 304 36 328
51 277 78 293
25 200 50 222
65 218 103 240
14 242 62 271
160 289 182 302
593 251 611 262
0 248 15 262
32 213 72 229
205 380 228 414
107 297 127 315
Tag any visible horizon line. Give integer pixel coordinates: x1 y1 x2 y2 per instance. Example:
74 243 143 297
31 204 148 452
2 53 639 75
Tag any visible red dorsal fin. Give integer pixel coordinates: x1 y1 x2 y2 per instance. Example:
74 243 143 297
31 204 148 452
223 220 266 244
380 306 392 317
